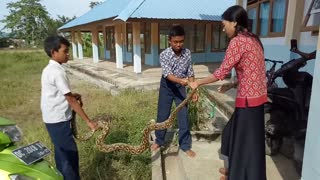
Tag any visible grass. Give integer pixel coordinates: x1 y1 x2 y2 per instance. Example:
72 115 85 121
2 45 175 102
0 50 211 179
0 50 157 179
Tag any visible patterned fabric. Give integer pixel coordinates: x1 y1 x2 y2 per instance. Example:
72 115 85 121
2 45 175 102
160 47 194 78
213 33 267 108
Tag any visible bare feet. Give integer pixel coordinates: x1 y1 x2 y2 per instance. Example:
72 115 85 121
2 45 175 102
220 175 228 180
185 150 196 158
150 143 160 151
219 167 228 175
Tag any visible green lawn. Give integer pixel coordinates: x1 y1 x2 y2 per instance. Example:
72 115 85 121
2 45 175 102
0 50 156 179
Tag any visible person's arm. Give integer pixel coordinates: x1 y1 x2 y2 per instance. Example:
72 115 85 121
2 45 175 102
190 38 241 90
166 74 189 86
65 93 97 131
187 76 199 102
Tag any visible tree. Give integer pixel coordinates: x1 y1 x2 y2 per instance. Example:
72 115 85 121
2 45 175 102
89 1 103 9
1 0 50 46
47 15 75 36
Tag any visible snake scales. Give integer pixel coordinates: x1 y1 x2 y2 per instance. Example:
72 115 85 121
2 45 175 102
71 88 197 155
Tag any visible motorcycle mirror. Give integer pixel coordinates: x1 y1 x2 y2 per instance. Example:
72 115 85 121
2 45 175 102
290 39 297 51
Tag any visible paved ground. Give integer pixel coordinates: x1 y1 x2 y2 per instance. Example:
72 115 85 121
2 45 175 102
66 58 300 180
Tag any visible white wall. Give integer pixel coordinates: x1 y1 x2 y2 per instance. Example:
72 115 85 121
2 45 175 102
301 29 320 180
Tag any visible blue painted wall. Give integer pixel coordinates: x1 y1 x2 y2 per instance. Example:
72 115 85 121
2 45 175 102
105 50 110 60
124 52 133 63
145 54 154 65
263 44 317 87
264 44 316 75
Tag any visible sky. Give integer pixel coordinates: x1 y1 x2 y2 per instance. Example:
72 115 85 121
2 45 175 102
0 0 96 32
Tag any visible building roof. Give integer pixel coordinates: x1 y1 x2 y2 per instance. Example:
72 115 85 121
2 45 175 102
59 0 235 30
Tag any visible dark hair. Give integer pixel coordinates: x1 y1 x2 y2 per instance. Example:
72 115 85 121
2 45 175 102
222 5 263 50
168 25 185 39
44 36 70 57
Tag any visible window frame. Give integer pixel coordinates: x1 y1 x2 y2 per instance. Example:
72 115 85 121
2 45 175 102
247 0 289 37
193 23 206 53
126 23 133 52
211 23 229 52
302 0 320 32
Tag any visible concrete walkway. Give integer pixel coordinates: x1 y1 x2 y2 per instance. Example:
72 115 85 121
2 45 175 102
65 58 300 180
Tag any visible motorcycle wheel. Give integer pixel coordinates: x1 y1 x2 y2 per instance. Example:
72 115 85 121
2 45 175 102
264 110 283 156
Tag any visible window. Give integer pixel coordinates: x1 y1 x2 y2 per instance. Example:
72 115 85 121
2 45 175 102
184 24 195 52
248 7 258 34
126 24 133 52
302 0 320 32
195 24 205 52
159 24 170 51
211 24 228 51
141 23 151 54
248 0 288 37
184 24 205 52
159 23 205 53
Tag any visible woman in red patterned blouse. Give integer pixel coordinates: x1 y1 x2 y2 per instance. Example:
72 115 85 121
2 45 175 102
190 5 267 180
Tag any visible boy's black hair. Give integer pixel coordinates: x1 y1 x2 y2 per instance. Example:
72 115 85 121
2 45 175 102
44 36 70 57
168 25 185 39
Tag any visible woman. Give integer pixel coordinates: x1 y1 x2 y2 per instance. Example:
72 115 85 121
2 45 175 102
189 5 267 180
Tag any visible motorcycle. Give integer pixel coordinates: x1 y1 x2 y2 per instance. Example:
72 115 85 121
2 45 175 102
0 116 63 180
264 39 316 174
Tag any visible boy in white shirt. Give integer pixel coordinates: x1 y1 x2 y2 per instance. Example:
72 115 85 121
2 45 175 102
41 36 97 180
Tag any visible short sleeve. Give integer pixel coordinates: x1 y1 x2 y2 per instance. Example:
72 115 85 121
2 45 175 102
55 72 71 95
160 52 173 78
213 38 242 80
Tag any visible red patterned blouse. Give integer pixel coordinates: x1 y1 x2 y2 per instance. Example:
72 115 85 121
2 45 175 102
213 33 267 108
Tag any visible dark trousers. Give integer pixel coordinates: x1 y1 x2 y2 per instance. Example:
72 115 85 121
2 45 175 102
155 77 191 151
46 120 80 180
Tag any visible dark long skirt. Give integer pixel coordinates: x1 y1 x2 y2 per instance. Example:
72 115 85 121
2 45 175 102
220 104 266 180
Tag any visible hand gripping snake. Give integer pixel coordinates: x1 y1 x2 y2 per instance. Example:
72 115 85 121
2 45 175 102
71 88 197 155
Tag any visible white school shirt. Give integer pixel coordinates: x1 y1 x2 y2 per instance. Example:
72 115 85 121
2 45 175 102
41 60 72 123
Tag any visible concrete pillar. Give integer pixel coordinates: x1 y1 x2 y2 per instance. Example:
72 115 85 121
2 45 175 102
237 0 247 9
301 29 320 180
77 31 83 60
91 29 99 63
151 23 159 66
115 24 123 69
71 31 78 59
285 0 304 44
133 22 141 73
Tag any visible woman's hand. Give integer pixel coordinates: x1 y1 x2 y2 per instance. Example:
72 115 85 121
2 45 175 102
189 81 199 90
217 82 234 93
180 79 189 86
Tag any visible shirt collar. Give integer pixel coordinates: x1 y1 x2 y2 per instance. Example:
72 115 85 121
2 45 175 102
169 47 186 58
49 59 61 65
49 60 65 70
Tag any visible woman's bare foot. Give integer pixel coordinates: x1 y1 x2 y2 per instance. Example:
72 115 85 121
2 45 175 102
150 143 160 151
219 167 228 175
185 150 196 157
220 175 228 180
